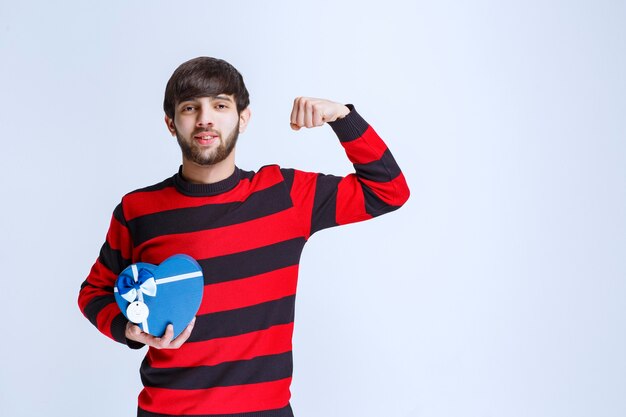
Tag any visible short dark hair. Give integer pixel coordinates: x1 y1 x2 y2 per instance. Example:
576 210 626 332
163 57 250 119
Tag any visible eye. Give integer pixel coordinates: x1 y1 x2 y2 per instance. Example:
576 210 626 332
215 103 228 110
180 104 196 113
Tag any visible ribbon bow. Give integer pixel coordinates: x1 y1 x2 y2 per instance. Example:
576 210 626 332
117 266 157 303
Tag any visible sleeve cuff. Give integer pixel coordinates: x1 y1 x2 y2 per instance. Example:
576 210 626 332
126 338 146 350
111 314 145 350
328 104 370 142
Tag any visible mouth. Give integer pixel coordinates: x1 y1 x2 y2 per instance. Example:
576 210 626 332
193 131 220 146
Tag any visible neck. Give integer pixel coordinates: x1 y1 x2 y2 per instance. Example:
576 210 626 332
181 153 236 184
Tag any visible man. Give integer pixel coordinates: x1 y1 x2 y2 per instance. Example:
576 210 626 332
79 56 409 417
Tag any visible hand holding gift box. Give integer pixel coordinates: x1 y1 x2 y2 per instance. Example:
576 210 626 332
114 254 204 341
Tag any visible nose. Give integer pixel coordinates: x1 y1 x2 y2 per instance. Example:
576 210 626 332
196 106 215 128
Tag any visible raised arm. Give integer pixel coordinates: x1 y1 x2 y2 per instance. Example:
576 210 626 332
287 97 410 236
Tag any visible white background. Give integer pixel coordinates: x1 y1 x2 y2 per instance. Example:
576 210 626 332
1 1 625 416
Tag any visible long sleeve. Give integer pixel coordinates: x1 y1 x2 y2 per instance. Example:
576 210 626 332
286 104 410 237
78 202 139 347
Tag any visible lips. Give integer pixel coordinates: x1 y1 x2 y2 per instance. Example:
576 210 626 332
193 131 219 145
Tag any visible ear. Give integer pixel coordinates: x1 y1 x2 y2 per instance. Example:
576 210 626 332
164 115 176 136
238 107 251 134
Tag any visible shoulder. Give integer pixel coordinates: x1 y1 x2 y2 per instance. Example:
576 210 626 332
118 174 177 219
123 175 176 197
238 164 310 194
240 164 294 183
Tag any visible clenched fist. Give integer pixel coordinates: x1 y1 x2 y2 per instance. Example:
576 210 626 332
290 97 350 131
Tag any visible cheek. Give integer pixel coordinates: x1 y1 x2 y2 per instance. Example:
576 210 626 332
174 118 194 135
228 116 241 132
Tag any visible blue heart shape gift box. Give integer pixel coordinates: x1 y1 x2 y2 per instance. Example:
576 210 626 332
114 254 204 339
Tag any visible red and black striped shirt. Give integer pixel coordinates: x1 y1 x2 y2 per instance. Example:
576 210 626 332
78 106 410 417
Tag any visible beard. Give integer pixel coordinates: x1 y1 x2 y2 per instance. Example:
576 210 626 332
176 122 240 166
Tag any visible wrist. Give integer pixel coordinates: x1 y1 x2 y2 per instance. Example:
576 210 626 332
328 105 368 142
335 104 350 120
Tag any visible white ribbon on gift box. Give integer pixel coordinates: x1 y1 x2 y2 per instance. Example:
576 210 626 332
122 265 157 303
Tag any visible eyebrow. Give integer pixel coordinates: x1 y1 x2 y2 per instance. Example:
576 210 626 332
179 95 234 106
212 95 234 103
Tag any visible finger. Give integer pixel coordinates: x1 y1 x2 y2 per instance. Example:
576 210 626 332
290 97 302 131
296 97 306 129
126 322 138 336
126 323 144 341
130 329 152 346
290 97 300 129
153 324 174 349
312 104 324 127
163 324 174 342
170 317 196 348
304 101 314 128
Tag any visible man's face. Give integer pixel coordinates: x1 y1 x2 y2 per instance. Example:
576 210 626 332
166 94 249 166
